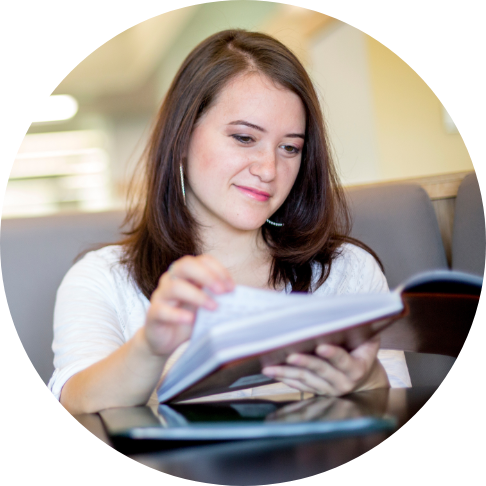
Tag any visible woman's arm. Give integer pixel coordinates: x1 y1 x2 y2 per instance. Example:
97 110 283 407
59 254 234 414
60 328 167 414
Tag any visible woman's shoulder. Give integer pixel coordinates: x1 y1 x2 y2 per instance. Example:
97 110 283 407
312 243 389 296
79 244 125 265
58 245 137 298
84 245 127 268
56 245 149 331
63 245 125 279
336 242 379 269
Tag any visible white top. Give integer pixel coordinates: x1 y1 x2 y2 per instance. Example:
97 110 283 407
48 243 411 401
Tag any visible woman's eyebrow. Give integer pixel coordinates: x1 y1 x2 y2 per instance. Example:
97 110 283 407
228 120 265 132
228 120 305 139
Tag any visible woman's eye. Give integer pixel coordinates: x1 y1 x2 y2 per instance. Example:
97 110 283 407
232 135 254 144
281 145 300 155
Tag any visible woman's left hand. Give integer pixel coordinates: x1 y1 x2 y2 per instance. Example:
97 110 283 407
261 336 390 396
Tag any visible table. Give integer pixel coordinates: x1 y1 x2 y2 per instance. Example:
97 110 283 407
75 385 437 484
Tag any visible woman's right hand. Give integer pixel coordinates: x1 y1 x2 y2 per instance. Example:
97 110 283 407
143 255 234 356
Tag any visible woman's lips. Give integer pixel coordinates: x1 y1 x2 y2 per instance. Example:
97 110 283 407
235 185 271 202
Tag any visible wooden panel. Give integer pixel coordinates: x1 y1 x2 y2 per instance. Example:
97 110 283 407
432 198 456 266
345 171 472 200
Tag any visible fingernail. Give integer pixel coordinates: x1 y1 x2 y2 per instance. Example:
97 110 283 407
317 345 331 357
286 354 301 365
262 367 277 376
204 299 218 310
182 313 194 323
210 282 225 294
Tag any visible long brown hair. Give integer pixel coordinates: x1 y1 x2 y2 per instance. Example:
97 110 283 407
121 29 380 298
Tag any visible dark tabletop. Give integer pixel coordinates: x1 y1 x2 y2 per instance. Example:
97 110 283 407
75 385 437 485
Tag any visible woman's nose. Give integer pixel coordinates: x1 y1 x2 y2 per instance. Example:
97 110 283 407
249 149 277 182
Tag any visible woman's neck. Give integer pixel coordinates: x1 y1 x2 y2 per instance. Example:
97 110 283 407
198 221 274 289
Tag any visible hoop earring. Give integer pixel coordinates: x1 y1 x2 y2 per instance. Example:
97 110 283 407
179 164 186 206
266 219 283 227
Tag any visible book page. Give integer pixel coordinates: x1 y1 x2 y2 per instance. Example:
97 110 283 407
191 286 308 341
158 287 403 402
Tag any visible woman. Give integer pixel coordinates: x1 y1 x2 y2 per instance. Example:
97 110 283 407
49 30 409 415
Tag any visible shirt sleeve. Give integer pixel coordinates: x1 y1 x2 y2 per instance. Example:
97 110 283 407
47 250 127 400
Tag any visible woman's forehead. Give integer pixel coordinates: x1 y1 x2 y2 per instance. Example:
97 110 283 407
205 73 306 129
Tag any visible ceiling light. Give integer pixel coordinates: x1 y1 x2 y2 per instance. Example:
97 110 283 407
32 94 79 123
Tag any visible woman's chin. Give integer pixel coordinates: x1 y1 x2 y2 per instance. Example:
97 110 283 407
226 216 268 232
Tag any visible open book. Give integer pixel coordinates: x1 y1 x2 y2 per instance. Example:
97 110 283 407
157 270 482 403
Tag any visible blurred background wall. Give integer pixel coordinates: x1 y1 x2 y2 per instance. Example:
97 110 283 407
4 1 473 219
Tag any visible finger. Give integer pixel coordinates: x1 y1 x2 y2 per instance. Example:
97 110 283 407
318 336 380 378
157 277 218 310
315 344 361 378
262 365 337 396
350 335 381 362
197 255 235 291
148 302 195 325
317 340 380 385
169 256 232 293
286 353 351 392
273 377 316 394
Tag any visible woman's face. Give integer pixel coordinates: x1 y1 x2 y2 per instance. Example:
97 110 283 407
185 73 306 232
